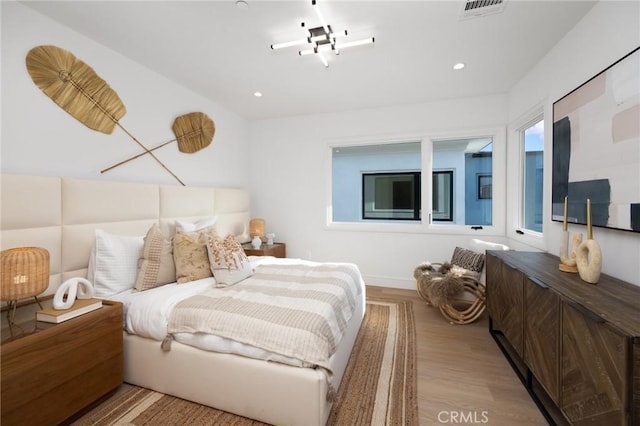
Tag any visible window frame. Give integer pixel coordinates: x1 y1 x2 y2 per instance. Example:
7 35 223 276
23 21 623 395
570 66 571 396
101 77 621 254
425 129 505 234
432 170 454 221
507 106 546 249
477 174 492 200
325 127 506 236
361 171 421 221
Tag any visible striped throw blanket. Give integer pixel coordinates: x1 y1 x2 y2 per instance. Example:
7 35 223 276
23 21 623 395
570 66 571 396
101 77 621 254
166 263 362 375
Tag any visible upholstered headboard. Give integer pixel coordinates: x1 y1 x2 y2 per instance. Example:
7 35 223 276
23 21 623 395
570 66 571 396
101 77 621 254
0 174 250 297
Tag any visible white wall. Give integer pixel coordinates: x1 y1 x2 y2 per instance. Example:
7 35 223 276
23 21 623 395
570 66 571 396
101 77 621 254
1 2 250 189
251 2 640 289
249 95 509 288
4 1 638 289
507 0 640 286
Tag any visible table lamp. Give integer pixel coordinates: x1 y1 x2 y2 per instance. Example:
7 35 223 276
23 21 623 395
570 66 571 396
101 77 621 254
1 247 50 325
249 218 265 249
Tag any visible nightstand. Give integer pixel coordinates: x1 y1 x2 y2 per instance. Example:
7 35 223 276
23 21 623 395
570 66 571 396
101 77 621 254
243 242 286 258
1 300 123 425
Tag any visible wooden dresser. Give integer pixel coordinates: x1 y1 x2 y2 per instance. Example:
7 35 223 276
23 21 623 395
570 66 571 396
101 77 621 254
1 300 123 425
486 251 639 425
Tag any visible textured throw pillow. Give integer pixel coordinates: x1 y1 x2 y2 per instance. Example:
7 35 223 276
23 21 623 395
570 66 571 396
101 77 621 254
93 229 144 297
451 246 485 273
206 234 253 287
134 223 176 291
173 228 216 284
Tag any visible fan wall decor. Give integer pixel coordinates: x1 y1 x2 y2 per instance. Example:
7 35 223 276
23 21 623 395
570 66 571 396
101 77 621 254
26 45 187 186
101 112 215 173
26 45 126 134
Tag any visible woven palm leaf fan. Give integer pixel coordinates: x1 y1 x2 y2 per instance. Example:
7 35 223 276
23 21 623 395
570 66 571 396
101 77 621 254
101 112 215 173
173 112 215 153
26 45 185 186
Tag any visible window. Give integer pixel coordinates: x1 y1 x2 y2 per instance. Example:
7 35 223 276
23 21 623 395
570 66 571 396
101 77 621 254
362 172 420 220
521 118 544 232
478 175 492 199
432 171 453 221
332 142 421 222
328 129 504 233
432 138 493 225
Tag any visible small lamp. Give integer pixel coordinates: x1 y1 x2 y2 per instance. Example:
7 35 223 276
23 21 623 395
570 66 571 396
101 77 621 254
249 218 266 239
1 247 50 325
249 219 266 249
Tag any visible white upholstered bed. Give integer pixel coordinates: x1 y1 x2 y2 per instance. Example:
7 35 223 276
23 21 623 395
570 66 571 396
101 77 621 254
0 174 366 426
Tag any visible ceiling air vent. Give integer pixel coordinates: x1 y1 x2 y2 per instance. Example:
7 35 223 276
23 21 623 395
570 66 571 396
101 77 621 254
460 0 506 19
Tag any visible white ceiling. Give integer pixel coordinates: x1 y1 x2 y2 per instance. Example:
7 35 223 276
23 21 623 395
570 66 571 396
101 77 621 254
22 0 597 121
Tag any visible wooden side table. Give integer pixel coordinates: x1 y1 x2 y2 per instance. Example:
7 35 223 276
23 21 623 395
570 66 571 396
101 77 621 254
1 300 123 425
243 242 286 258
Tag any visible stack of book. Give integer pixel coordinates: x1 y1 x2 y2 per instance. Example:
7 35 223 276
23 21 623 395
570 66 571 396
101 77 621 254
36 298 102 323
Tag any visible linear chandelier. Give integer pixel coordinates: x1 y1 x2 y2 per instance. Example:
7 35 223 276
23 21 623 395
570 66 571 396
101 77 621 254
270 0 375 68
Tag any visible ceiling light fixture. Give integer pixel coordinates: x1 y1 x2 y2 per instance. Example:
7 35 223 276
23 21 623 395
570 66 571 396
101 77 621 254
453 62 465 70
270 0 375 68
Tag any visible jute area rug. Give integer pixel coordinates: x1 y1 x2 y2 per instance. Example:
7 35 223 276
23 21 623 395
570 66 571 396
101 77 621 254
71 297 417 426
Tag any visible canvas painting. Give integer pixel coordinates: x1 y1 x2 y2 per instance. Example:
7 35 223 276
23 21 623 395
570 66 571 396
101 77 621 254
552 47 640 233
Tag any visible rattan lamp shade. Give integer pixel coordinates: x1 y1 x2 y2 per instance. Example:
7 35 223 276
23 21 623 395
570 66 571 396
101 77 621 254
249 219 266 238
1 247 50 301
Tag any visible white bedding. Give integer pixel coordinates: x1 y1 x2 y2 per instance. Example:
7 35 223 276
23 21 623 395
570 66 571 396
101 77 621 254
108 256 364 367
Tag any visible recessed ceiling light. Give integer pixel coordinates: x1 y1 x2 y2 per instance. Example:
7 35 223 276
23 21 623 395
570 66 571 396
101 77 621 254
453 62 465 70
253 91 262 97
236 1 249 11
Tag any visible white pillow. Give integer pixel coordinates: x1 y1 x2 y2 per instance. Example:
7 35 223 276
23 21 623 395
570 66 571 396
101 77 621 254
92 229 144 297
468 239 510 284
175 217 217 232
469 238 509 253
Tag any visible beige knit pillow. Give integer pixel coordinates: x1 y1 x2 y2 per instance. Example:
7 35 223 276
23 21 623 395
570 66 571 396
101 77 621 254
134 223 176 291
173 228 217 284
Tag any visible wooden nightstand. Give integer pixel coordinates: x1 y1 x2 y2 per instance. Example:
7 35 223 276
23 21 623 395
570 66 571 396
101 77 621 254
1 300 123 425
243 242 286 258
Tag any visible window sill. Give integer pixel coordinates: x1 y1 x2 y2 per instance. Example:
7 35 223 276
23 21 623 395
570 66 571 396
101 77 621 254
326 220 504 236
507 228 546 251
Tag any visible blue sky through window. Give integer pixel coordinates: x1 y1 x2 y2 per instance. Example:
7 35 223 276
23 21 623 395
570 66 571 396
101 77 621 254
525 120 544 151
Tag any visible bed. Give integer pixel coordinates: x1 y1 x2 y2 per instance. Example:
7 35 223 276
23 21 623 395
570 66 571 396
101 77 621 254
0 174 366 426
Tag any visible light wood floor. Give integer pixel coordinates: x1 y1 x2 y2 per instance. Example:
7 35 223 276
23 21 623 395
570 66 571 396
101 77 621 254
366 285 548 426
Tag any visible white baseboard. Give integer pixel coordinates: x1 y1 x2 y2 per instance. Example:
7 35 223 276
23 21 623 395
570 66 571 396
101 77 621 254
361 275 415 290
